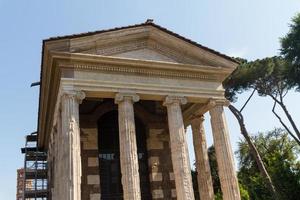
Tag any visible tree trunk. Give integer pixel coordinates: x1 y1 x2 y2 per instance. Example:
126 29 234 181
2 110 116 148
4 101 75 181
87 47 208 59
272 101 300 146
228 105 280 200
278 101 300 140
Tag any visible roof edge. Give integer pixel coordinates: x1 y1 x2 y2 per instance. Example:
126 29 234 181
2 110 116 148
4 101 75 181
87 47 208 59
43 20 239 64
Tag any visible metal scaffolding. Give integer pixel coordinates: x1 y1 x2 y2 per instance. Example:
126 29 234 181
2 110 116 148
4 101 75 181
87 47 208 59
21 132 48 200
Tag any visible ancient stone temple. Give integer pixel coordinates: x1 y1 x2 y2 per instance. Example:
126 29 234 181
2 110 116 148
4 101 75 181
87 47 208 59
38 20 241 200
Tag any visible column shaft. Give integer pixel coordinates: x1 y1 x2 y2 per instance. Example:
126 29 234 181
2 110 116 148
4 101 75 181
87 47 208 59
56 108 63 199
209 105 240 200
116 93 141 200
60 91 85 200
191 116 214 200
164 96 195 200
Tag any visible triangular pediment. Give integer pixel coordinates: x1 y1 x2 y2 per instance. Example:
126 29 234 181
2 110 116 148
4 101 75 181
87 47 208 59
74 36 206 65
45 22 238 68
77 39 203 64
112 48 177 63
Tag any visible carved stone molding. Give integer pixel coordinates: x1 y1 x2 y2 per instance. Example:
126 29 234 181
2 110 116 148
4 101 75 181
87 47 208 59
72 63 215 80
61 90 86 104
163 96 187 106
115 93 140 104
209 98 230 107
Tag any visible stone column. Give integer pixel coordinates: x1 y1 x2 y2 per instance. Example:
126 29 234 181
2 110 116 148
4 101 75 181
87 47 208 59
163 96 195 200
55 110 62 199
115 93 141 200
191 115 214 200
209 101 241 200
60 90 85 200
48 126 56 200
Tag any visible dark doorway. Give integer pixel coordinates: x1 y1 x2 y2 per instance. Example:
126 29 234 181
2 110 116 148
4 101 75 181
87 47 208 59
98 110 151 200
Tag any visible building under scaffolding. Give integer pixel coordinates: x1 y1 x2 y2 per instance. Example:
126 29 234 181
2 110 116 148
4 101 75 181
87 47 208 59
20 132 48 200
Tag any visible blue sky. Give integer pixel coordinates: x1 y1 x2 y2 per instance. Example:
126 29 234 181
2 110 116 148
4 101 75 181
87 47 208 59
0 0 299 199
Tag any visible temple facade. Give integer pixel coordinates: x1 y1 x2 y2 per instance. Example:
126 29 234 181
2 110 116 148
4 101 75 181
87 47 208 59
38 20 241 200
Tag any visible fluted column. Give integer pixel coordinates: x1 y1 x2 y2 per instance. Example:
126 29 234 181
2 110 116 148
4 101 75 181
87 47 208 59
191 115 214 200
163 96 195 200
209 100 240 200
115 93 141 200
60 90 85 200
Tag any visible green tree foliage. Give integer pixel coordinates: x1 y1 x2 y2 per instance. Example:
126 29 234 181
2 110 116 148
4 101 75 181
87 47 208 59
237 129 300 200
239 184 250 200
191 146 222 199
224 13 300 144
224 57 292 102
281 13 300 89
207 146 222 197
224 56 300 144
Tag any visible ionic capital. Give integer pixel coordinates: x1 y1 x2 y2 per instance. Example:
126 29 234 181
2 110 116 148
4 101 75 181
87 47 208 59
115 93 140 104
208 98 230 108
62 90 86 104
163 96 187 106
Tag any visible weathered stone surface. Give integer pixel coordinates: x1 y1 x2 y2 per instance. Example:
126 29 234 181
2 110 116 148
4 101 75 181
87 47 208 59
209 104 241 200
164 96 195 200
80 124 100 200
147 127 175 200
81 128 98 150
171 189 177 198
90 193 101 200
147 130 164 149
80 148 101 200
115 93 141 200
60 90 85 200
169 172 175 181
148 156 160 166
87 175 100 185
152 189 164 199
191 115 214 200
150 172 163 182
88 157 99 167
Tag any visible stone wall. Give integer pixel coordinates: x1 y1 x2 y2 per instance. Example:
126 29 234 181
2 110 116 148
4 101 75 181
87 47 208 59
78 101 176 199
147 128 177 200
80 126 101 200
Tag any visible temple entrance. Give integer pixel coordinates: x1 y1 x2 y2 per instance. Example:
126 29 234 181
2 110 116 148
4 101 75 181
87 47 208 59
98 110 151 200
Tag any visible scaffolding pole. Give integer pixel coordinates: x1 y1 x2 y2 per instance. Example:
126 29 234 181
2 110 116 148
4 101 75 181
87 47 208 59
21 132 48 200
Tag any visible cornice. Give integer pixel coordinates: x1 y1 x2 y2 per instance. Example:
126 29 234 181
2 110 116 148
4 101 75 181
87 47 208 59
50 51 233 82
52 51 233 72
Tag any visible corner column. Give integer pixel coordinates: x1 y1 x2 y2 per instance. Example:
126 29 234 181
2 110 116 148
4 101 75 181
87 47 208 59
209 100 240 200
115 93 141 200
191 115 214 200
163 96 195 200
61 90 85 200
